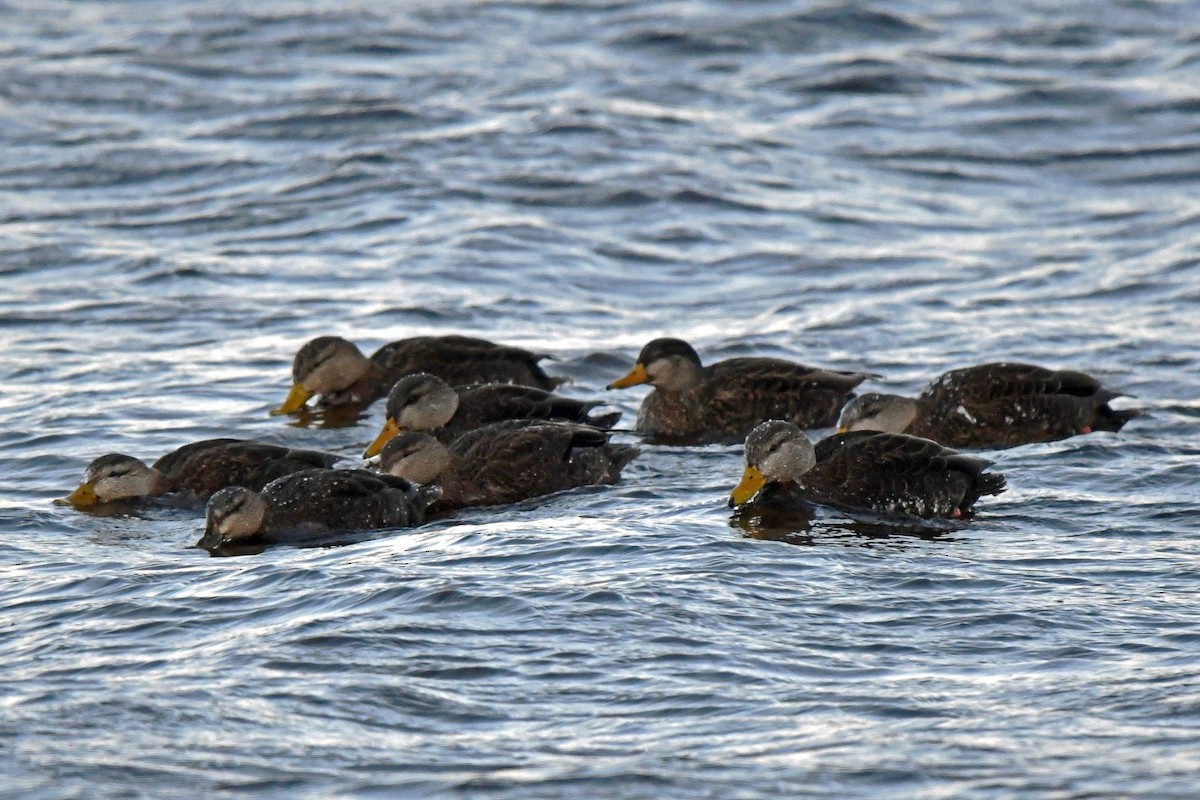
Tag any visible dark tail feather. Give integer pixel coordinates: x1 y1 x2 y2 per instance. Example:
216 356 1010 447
414 484 443 515
1093 404 1140 432
607 445 641 481
976 472 1007 497
586 410 622 429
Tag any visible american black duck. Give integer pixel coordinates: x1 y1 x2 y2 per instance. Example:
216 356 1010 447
729 420 1006 520
836 362 1137 448
63 439 340 508
377 421 639 511
273 335 562 415
607 337 872 444
197 468 438 551
363 372 619 457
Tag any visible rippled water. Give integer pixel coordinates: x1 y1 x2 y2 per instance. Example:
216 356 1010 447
3 0 1200 796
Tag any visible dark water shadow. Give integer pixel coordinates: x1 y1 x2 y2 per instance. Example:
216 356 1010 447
283 404 371 429
731 501 963 547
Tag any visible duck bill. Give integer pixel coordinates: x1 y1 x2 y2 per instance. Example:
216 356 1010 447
272 383 313 415
728 465 766 507
364 418 401 458
607 363 649 390
64 482 99 508
195 525 224 551
836 426 849 434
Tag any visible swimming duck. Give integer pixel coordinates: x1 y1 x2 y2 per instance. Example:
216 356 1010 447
836 362 1137 449
363 372 620 457
273 335 562 415
197 468 438 551
729 420 1006 520
377 421 639 511
64 439 340 508
607 337 872 444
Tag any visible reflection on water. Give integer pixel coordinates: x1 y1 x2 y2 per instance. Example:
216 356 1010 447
2 0 1197 796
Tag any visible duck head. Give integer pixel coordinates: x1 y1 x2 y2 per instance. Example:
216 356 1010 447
273 336 372 415
608 338 705 393
836 393 918 434
64 454 168 507
729 420 816 507
364 373 459 458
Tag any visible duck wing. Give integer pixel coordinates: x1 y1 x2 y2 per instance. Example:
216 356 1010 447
918 362 1125 446
450 384 608 435
153 439 339 496
264 469 432 532
372 335 561 390
807 432 1005 518
701 358 872 436
446 422 623 507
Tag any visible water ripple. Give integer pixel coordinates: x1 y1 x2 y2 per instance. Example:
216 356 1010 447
2 0 1199 797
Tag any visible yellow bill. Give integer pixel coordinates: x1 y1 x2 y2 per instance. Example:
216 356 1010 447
65 482 99 508
836 426 849 434
364 418 401 458
607 363 649 390
272 383 313 415
729 465 766 507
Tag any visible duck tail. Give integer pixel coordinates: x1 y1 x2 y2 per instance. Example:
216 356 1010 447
976 471 1007 498
1093 403 1140 432
585 410 622 429
414 484 443 514
607 445 642 482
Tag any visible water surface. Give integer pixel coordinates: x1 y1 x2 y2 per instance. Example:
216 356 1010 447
2 1 1199 796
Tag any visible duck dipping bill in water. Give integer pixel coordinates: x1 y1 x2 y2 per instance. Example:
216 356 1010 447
272 334 563 415
377 421 639 512
729 420 1006 520
62 439 340 509
197 468 439 552
836 362 1138 449
607 337 873 445
363 372 620 457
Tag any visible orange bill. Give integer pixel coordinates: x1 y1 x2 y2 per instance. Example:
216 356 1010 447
364 418 402 458
272 383 313 415
607 363 649 390
729 465 766 507
65 482 98 508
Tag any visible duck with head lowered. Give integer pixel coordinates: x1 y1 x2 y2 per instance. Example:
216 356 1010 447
607 337 873 445
197 468 439 553
377 420 639 512
729 420 1006 520
836 362 1137 449
273 334 563 416
63 439 341 510
363 372 619 457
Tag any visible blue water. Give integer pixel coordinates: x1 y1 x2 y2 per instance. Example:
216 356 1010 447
3 1 1199 796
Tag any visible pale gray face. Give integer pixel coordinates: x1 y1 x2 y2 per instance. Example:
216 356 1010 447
292 336 370 394
203 486 268 543
385 373 459 431
837 393 918 434
378 432 452 485
745 420 817 482
643 352 705 393
79 454 162 502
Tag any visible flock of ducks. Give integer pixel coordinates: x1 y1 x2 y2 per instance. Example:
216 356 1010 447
62 333 1137 554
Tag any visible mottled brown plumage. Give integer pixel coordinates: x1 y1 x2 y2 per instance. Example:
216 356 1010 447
837 362 1137 448
64 439 340 508
363 372 619 456
197 469 438 551
274 334 563 415
730 421 1006 520
608 338 871 444
378 421 639 511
